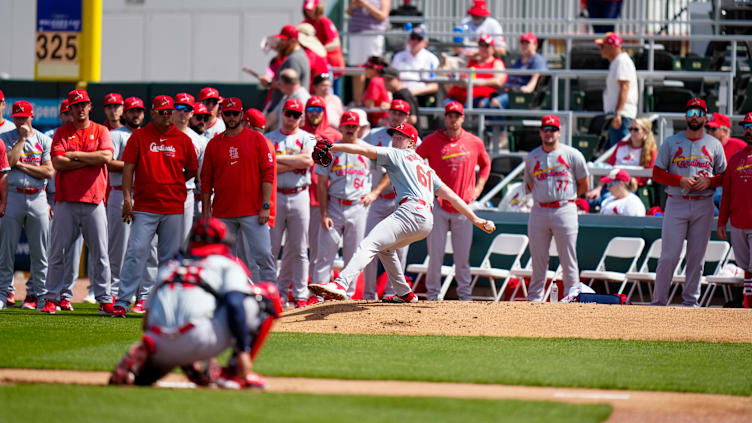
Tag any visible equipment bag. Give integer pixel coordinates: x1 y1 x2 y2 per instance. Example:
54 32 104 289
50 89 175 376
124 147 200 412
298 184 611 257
575 293 629 305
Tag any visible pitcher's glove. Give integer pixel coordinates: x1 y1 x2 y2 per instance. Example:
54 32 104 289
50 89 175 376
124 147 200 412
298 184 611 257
312 138 333 167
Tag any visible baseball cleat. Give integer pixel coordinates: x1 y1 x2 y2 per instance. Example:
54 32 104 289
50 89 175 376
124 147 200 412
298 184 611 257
6 292 16 307
294 300 308 309
99 302 115 316
40 299 57 314
382 291 418 304
131 300 146 314
21 295 37 310
59 299 74 311
83 293 97 304
112 306 127 318
308 282 347 300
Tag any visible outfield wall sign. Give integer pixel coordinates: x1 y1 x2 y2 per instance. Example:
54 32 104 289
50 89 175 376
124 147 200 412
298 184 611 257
35 0 82 80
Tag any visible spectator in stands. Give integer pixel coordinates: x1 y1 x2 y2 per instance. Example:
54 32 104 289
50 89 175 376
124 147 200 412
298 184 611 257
599 169 646 216
586 117 657 203
302 0 345 80
362 56 391 127
261 25 311 116
296 23 330 92
312 73 343 129
597 32 637 149
265 69 311 132
347 0 391 106
706 112 747 211
446 35 507 108
582 0 624 34
382 67 419 126
390 26 440 97
491 32 547 110
458 0 507 58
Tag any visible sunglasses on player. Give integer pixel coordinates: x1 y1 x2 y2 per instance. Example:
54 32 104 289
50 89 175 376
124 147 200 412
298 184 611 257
284 110 302 119
222 111 241 118
156 109 173 116
540 126 559 133
203 99 219 106
193 115 209 121
743 123 752 131
175 104 193 113
686 109 705 118
306 106 324 114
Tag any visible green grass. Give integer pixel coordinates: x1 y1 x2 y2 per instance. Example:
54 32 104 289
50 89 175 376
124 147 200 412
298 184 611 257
0 384 612 423
2 305 751 395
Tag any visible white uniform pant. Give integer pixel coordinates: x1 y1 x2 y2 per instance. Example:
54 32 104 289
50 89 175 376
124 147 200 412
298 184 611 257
363 197 407 299
220 215 277 283
308 205 321 279
313 200 368 298
270 190 310 301
730 225 752 271
182 193 195 250
426 201 473 301
337 200 432 297
527 203 581 302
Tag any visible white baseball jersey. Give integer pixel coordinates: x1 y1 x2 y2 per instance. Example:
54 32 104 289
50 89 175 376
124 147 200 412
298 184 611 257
375 146 442 206
265 128 317 190
655 132 726 197
0 129 52 190
110 126 132 187
203 118 226 142
0 119 14 135
600 193 646 216
364 128 395 196
183 129 207 190
315 140 372 200
524 144 588 203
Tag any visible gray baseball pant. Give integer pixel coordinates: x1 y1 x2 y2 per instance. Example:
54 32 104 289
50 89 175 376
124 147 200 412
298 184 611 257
363 197 406 299
270 190 310 301
527 203 581 302
308 205 320 279
652 196 714 307
181 193 195 250
730 225 752 271
116 212 182 309
44 201 112 304
425 200 473 301
220 215 277 283
313 200 368 298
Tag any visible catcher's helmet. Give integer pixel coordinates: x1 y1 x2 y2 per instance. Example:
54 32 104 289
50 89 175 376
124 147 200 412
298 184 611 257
251 282 283 318
188 218 232 256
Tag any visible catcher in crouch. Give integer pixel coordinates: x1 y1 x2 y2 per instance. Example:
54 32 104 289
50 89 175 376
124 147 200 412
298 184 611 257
110 218 282 389
308 123 496 303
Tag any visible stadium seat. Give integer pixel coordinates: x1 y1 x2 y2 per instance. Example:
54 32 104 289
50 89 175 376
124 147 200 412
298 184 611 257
467 234 529 301
622 239 686 303
634 50 680 71
648 87 695 113
580 237 645 294
509 127 541 152
572 134 599 161
510 242 561 301
701 249 740 307
570 46 609 70
668 240 730 306
407 233 455 300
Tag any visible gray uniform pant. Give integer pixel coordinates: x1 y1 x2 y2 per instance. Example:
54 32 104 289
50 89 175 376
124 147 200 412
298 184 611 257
107 189 158 299
363 197 407 299
182 193 195 250
730 225 752 271
308 205 321 279
116 212 182 309
313 200 368 298
652 196 715 307
220 215 277 283
270 190 310 301
527 203 581 302
0 190 49 301
338 200 432 297
44 201 111 303
426 201 473 301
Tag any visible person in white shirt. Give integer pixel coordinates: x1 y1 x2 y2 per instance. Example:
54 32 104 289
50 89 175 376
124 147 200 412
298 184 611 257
390 26 439 97
597 32 638 148
599 169 646 217
457 0 507 57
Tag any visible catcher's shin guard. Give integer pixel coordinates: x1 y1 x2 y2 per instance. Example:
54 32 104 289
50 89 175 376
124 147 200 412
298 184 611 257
110 336 156 385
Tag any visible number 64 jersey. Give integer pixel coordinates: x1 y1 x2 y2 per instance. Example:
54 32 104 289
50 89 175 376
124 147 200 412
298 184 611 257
375 146 443 205
523 144 588 203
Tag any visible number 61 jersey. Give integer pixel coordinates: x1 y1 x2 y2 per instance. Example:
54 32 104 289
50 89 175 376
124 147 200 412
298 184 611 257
375 146 443 205
523 144 588 203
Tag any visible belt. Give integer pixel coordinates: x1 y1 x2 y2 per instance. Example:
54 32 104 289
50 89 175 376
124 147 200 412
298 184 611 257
399 198 432 211
668 194 710 201
379 192 397 199
278 186 307 195
148 322 195 337
112 186 123 191
15 187 42 195
538 200 574 208
332 196 364 206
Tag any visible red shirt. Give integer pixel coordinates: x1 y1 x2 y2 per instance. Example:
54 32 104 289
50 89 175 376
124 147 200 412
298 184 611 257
719 146 752 229
201 128 276 219
0 142 9 172
447 58 506 104
51 121 114 204
122 122 198 214
417 129 491 213
304 16 345 74
364 76 390 126
723 137 747 161
304 48 330 92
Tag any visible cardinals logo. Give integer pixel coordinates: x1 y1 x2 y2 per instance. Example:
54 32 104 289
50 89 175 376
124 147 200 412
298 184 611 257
557 155 570 169
543 116 556 126
701 145 712 161
447 103 460 113
672 147 684 163
160 97 170 106
15 104 24 113
71 91 84 101
106 95 117 103
225 99 236 108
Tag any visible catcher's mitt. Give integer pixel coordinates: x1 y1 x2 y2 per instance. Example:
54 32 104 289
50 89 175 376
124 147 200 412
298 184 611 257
312 138 333 167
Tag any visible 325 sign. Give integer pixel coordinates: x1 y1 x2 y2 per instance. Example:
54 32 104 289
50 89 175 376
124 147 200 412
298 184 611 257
36 32 78 63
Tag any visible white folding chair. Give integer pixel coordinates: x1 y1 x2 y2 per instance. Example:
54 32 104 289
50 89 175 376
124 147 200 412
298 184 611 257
510 241 561 301
407 233 455 299
467 234 529 301
580 237 645 294
668 240 730 305
622 239 687 303
701 248 740 307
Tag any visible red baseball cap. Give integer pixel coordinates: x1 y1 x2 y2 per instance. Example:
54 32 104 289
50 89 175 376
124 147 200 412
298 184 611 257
390 99 410 114
340 110 360 127
67 89 91 106
0 89 4 102
123 97 145 112
10 100 33 118
741 112 752 125
478 33 495 46
175 93 195 107
221 97 243 113
274 25 299 40
467 0 491 17
595 32 623 47
600 168 631 185
445 101 464 115
541 114 560 129
706 112 730 129
104 93 123 106
198 87 220 101
59 99 70 114
303 0 319 10
194 102 210 115
520 32 538 44
685 97 707 112
306 96 326 109
244 108 266 128
387 122 420 144
152 95 175 111
283 98 304 113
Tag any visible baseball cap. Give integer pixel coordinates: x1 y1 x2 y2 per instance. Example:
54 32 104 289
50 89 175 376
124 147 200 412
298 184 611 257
67 89 91 106
600 168 630 185
351 108 369 128
741 112 752 125
198 87 220 101
467 0 492 17
59 99 70 114
282 98 304 113
362 56 385 70
387 122 419 144
175 93 195 107
595 32 623 47
194 102 210 115
520 32 538 44
390 99 410 114
0 89 4 102
478 33 495 46
706 112 730 129
541 114 560 129
274 25 299 40
306 96 326 109
340 110 360 127
123 97 145 112
410 26 426 40
10 100 33 118
445 101 464 115
382 67 401 79
243 108 266 128
104 93 123 106
152 95 175 111
221 97 242 113
575 198 590 213
188 218 231 256
685 97 707 112
303 0 319 10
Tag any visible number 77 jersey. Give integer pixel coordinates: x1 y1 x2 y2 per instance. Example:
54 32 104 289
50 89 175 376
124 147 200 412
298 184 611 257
523 144 588 203
375 146 443 205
